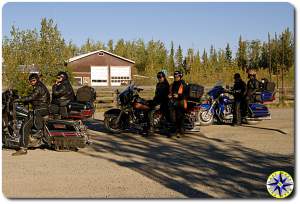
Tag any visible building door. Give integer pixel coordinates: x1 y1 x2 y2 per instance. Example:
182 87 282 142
110 66 131 86
91 66 108 86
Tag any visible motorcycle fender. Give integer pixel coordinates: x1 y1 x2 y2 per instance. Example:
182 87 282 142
200 103 211 110
104 109 122 117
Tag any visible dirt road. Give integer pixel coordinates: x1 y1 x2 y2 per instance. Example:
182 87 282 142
2 108 294 198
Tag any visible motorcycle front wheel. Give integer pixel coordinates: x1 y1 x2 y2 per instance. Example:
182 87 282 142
104 115 122 134
198 110 214 126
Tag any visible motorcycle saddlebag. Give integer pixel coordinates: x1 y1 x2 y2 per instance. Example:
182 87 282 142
46 120 87 150
255 91 275 103
249 103 270 118
187 84 204 101
68 101 93 112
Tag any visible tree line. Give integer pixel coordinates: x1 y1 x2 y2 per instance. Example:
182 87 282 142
2 18 294 94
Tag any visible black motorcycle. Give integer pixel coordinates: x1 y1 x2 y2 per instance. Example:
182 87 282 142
104 83 200 134
2 89 89 150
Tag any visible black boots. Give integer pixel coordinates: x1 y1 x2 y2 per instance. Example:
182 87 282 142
12 147 28 156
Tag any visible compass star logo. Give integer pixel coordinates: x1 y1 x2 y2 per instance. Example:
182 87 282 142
266 171 294 198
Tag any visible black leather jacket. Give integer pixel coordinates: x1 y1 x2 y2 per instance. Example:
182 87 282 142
51 80 75 106
170 80 187 101
21 81 50 109
153 81 170 105
233 79 246 100
246 78 260 97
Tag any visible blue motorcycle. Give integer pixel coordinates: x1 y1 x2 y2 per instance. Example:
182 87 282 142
198 83 275 125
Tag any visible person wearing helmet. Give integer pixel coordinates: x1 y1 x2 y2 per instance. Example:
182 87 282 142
231 73 246 126
245 69 260 115
12 73 50 156
148 71 170 136
50 71 75 118
168 70 187 138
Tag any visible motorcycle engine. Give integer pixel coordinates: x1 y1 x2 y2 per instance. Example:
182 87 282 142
223 105 233 120
132 110 146 124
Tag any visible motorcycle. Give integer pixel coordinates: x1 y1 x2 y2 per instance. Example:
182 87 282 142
2 89 89 150
198 82 274 126
104 83 201 134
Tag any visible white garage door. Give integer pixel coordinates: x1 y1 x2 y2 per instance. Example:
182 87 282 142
91 66 108 86
110 66 131 86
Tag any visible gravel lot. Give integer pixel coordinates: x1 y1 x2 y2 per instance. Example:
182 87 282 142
2 108 294 198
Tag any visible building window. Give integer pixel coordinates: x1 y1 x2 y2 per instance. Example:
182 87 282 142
74 77 83 85
98 52 104 56
92 80 107 83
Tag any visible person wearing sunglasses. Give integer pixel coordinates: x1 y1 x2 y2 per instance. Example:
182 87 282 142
148 71 170 136
244 69 260 116
168 70 187 138
231 73 246 126
12 73 50 156
50 71 75 119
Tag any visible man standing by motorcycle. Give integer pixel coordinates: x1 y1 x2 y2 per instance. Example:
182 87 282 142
245 69 260 116
231 73 246 126
168 71 187 138
148 71 170 135
12 73 50 156
50 71 75 118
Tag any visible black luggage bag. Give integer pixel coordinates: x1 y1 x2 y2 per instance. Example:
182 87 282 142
187 84 204 101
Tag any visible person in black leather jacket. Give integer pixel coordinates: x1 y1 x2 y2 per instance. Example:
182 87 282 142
245 69 260 116
12 73 50 156
168 71 188 138
148 71 170 136
50 71 75 118
232 73 246 126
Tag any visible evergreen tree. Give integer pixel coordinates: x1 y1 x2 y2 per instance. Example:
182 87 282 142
107 39 114 52
248 40 261 69
185 48 194 74
168 41 175 74
192 50 201 73
279 28 294 70
236 36 248 70
209 45 218 69
202 48 208 65
225 43 232 63
259 42 268 68
175 45 183 71
134 39 147 74
114 39 126 57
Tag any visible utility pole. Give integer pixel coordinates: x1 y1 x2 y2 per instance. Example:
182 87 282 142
268 32 272 81
281 35 285 104
275 32 279 90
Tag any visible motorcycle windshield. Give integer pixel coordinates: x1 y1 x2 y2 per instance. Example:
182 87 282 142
208 81 225 99
118 84 135 105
